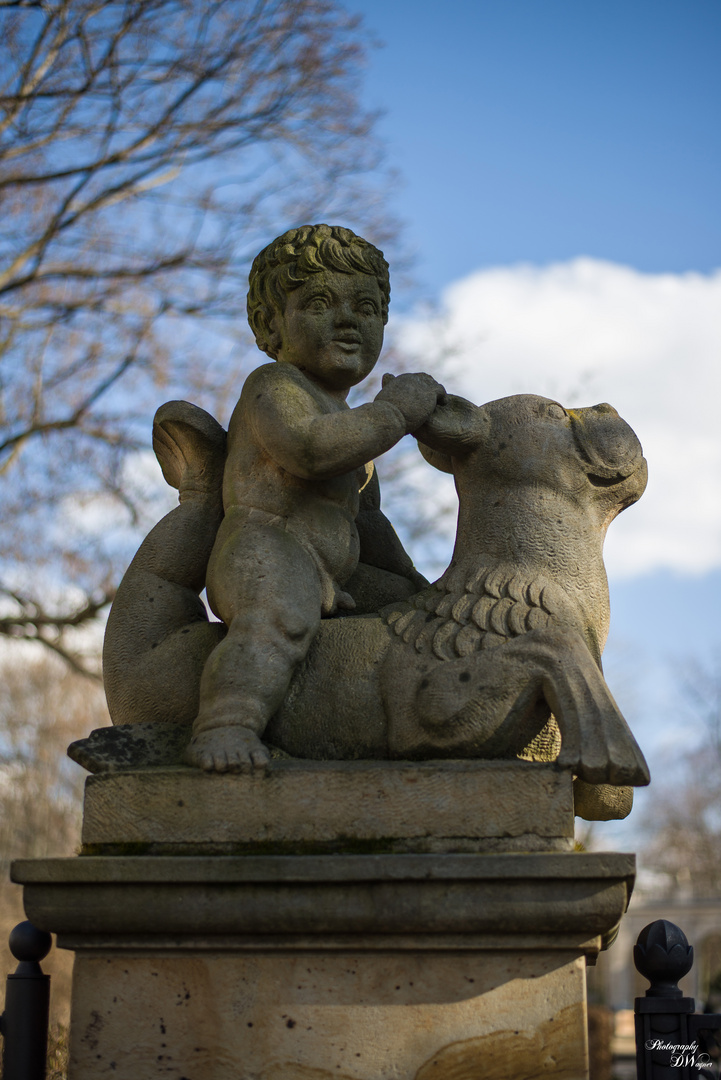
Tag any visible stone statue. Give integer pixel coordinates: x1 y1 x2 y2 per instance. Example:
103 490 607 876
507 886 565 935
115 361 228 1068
186 226 444 771
91 224 650 815
24 225 651 1080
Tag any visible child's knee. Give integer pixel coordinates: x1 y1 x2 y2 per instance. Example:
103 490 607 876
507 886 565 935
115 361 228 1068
278 603 321 645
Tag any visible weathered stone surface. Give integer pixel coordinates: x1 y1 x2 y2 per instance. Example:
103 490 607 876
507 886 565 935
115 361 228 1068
14 851 634 942
79 760 575 855
103 226 440 773
14 846 634 1078
68 722 193 773
101 392 650 792
573 778 634 821
66 949 589 1079
68 722 299 774
98 225 649 803
69 726 637 825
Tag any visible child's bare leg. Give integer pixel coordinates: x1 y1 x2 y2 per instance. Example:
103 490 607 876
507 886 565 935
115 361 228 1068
185 523 322 772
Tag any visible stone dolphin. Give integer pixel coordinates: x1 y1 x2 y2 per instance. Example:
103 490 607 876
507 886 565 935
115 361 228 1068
101 392 649 796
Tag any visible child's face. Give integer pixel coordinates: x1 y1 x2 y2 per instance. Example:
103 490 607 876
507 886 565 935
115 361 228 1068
270 270 384 393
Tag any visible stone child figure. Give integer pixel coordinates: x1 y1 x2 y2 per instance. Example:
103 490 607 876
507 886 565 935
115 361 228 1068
185 225 445 772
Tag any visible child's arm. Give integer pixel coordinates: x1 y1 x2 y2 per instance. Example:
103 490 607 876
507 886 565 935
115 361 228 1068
249 366 445 479
346 463 429 612
355 466 427 588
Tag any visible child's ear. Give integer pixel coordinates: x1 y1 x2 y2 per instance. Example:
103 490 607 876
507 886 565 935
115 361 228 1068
267 326 282 357
266 310 286 357
250 308 281 359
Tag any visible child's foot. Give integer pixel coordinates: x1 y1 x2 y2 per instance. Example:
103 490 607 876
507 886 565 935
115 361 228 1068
184 725 270 772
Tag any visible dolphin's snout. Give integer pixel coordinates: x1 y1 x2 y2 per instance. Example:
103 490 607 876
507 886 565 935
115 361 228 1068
570 406 643 479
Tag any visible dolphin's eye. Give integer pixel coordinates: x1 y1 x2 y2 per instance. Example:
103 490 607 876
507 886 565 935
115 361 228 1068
547 403 566 420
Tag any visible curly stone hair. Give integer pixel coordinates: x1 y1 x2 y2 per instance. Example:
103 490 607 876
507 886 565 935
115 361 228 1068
247 224 390 359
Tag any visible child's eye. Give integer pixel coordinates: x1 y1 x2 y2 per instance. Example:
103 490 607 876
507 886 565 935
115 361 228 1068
306 295 329 309
358 300 378 315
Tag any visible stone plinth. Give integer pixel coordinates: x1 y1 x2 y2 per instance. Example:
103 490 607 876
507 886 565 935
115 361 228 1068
12 762 635 1079
80 759 575 855
14 851 633 944
13 849 635 1080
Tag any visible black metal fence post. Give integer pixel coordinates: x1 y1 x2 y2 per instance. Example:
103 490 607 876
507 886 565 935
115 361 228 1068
634 919 721 1079
0 921 52 1080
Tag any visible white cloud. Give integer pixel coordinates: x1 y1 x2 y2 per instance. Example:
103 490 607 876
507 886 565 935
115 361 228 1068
396 259 721 579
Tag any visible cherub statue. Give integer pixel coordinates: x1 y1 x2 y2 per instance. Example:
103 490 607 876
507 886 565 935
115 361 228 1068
179 225 444 770
98 227 649 816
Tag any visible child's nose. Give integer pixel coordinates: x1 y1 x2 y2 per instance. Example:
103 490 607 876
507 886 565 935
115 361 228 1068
335 302 358 326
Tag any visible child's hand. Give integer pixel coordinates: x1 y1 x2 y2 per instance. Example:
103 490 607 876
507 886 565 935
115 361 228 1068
375 372 446 432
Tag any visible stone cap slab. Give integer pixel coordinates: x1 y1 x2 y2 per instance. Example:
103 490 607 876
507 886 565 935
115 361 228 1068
13 851 634 949
80 760 574 855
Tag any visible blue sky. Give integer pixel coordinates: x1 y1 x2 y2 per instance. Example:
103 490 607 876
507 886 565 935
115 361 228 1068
341 0 721 844
347 0 720 293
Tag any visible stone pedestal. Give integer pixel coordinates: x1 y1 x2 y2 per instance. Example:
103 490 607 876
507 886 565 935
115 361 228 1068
12 762 635 1079
79 758 575 855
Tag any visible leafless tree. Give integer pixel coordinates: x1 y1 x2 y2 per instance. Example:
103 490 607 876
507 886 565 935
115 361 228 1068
0 0 395 674
0 652 109 1029
0 652 106 867
640 654 721 897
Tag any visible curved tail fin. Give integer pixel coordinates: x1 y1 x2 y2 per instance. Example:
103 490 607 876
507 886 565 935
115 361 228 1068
153 400 227 500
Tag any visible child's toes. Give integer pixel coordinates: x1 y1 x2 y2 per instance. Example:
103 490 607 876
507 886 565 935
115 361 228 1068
202 748 223 771
249 744 270 768
225 748 247 771
215 750 233 772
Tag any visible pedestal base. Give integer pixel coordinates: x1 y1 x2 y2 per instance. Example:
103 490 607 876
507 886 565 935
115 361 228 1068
13 851 635 1080
70 948 588 1079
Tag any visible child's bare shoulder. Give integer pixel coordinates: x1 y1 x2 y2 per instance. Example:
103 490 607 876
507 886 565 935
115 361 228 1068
243 362 314 396
239 362 325 421
229 364 325 445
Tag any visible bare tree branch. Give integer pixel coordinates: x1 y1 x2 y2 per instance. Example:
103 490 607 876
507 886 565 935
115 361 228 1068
0 0 396 671
641 655 721 898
